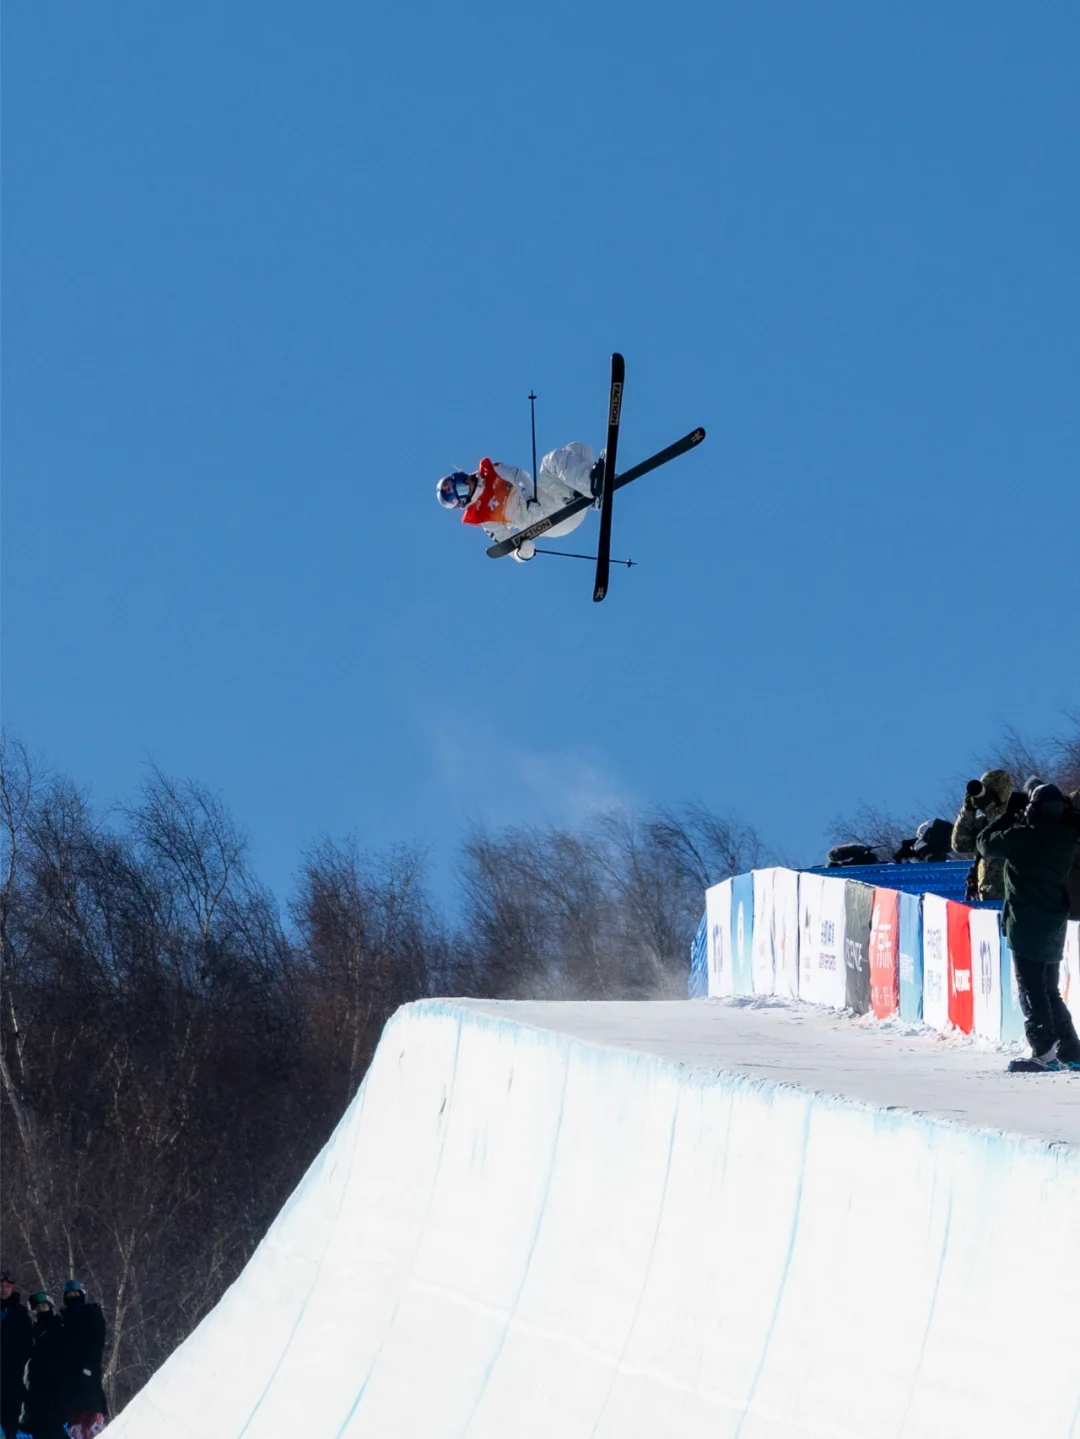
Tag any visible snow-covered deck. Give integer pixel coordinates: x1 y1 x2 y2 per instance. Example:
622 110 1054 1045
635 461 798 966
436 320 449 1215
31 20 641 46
458 996 1080 1147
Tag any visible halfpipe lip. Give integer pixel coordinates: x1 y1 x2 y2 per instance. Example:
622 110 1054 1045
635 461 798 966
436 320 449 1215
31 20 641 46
410 997 1080 1152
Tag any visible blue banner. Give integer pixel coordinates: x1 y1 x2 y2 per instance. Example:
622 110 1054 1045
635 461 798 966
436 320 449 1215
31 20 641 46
688 912 708 998
999 926 1025 1043
731 872 755 995
898 891 923 1022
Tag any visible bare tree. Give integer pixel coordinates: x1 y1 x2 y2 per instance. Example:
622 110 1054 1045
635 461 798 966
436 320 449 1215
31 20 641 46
1 738 766 1415
826 802 922 864
291 837 435 1102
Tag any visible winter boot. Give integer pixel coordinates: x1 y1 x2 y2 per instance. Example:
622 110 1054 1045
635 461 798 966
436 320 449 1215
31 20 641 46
1008 1043 1061 1073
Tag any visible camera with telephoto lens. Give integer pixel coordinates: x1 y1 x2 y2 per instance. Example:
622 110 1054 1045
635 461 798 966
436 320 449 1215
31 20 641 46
966 778 986 801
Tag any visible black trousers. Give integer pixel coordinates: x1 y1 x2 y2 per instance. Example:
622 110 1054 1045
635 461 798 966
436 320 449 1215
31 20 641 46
1013 957 1080 1060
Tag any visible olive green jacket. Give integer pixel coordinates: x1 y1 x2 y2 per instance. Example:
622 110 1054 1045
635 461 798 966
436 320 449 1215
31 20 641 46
952 769 1013 900
977 813 1074 963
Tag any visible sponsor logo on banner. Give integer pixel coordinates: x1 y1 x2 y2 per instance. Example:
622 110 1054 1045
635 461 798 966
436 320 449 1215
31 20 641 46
845 937 865 970
731 873 755 995
978 940 993 996
968 907 1002 1042
921 894 949 1030
776 869 805 995
869 888 899 1018
820 919 837 970
946 901 974 1034
999 926 1025 1043
705 879 733 997
925 932 943 1000
898 891 923 1022
752 869 778 996
843 881 874 1014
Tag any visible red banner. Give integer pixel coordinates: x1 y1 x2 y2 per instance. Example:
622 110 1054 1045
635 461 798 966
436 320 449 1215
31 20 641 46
869 888 900 1018
947 900 974 1034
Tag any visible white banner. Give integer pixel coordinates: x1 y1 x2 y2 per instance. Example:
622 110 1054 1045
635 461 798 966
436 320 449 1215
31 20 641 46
706 879 733 998
1063 920 1080 1030
922 894 949 1031
773 867 801 998
821 877 848 1010
798 873 847 1009
968 908 1003 1044
751 869 777 996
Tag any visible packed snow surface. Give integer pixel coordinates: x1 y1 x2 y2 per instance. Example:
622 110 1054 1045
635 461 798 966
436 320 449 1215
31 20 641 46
111 997 1080 1439
461 996 1080 1146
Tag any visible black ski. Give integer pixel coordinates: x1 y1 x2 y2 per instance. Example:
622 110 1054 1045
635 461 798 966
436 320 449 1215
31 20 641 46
592 353 625 602
485 426 706 560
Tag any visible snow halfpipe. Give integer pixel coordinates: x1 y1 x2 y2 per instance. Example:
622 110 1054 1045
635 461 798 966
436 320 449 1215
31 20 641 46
110 998 1080 1438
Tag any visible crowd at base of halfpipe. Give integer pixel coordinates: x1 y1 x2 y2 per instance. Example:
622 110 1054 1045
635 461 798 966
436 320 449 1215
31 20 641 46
109 998 1080 1439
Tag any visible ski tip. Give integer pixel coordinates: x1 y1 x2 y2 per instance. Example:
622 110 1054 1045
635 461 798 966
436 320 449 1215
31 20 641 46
692 426 706 445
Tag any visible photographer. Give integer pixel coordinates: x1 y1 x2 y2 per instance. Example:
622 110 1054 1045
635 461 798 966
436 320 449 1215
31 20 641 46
977 784 1080 1070
952 769 1013 900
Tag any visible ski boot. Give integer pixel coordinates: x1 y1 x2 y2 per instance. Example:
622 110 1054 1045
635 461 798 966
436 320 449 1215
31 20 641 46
589 452 606 504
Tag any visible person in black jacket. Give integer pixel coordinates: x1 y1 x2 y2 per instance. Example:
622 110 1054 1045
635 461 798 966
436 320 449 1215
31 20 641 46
58 1281 108 1439
23 1293 67 1439
977 783 1080 1070
1 1269 33 1439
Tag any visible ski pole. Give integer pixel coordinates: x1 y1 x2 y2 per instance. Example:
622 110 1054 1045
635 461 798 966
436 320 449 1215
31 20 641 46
528 391 539 505
534 547 636 568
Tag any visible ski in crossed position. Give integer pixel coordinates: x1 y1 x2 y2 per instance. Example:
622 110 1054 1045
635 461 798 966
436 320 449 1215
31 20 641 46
486 356 705 602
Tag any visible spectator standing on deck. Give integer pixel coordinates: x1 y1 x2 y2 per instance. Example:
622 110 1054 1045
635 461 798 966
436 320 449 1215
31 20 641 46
1 1269 33 1439
23 1293 67 1439
58 1281 108 1439
952 768 1014 900
977 784 1080 1070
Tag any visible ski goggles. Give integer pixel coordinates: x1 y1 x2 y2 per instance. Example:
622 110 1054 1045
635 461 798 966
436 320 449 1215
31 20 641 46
437 471 476 509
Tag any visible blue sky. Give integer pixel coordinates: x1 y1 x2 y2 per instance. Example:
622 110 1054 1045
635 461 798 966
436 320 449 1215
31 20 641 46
5 0 1078 908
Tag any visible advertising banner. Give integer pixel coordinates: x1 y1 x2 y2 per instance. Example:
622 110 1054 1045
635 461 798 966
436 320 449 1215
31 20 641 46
798 873 847 1009
999 928 1025 1044
688 913 708 998
1063 920 1080 1030
705 879 733 998
869 888 900 1018
820 877 848 1009
968 908 1002 1043
843 881 875 1015
922 893 949 1031
731 873 755 996
751 869 777 996
798 872 824 1005
946 901 974 1034
898 891 923 1022
772 867 801 998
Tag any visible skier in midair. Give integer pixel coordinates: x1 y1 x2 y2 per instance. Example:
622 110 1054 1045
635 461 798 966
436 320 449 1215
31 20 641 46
437 442 602 560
